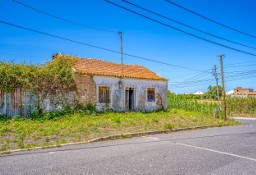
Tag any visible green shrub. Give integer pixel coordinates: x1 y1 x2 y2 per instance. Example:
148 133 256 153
0 114 8 121
0 55 77 94
164 123 173 130
74 102 96 114
111 116 121 124
45 136 49 143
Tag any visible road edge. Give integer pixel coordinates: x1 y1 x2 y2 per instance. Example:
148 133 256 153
0 125 219 155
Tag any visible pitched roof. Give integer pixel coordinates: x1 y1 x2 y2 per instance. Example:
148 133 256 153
73 58 167 81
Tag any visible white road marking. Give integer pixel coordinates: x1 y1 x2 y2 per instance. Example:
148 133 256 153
174 142 256 162
233 117 256 120
146 137 160 141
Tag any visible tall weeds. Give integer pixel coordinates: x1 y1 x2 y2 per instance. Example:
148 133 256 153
226 97 256 116
168 93 218 116
169 92 256 117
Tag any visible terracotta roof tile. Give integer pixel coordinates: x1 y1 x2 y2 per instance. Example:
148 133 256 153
73 58 167 81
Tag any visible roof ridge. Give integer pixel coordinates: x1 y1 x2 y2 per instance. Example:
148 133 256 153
77 58 144 66
72 57 167 81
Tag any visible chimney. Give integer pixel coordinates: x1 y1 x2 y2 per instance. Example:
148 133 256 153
52 52 64 60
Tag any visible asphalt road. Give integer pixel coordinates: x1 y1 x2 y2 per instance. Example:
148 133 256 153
1 118 256 175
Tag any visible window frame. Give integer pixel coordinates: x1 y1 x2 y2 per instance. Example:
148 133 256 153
98 86 110 103
147 88 155 102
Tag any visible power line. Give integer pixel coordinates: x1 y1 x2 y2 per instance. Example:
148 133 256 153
122 0 256 50
225 60 256 66
104 0 256 57
170 77 214 87
170 70 256 88
170 72 256 89
170 69 256 85
223 60 256 68
225 70 256 74
12 0 117 34
226 75 256 82
169 73 256 89
215 61 256 69
170 73 215 86
224 63 256 69
165 0 256 39
169 79 215 89
171 67 213 85
0 20 206 72
225 70 256 77
170 73 256 89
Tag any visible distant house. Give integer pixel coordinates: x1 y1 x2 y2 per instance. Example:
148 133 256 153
248 92 256 98
73 57 168 111
232 87 256 98
226 90 234 96
194 91 204 95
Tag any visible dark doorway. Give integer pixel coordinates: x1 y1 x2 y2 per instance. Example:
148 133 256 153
125 88 135 111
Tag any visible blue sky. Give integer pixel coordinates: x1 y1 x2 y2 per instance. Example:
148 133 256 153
1 0 256 94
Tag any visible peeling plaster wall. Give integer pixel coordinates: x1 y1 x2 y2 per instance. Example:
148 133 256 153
93 76 168 111
0 75 168 118
40 91 76 113
0 89 75 118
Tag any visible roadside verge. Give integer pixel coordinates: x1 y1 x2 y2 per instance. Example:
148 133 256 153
0 125 220 155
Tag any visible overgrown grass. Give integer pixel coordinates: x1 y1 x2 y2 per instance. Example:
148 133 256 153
0 110 238 151
169 93 256 117
169 93 219 116
226 97 256 117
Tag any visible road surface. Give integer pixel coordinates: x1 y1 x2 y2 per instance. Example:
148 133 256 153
1 118 256 174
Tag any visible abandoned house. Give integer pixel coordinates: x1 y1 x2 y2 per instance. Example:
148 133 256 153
0 55 168 117
73 57 168 111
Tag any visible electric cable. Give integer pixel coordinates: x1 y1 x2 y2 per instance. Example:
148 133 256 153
0 19 206 72
165 0 256 39
122 0 256 50
12 0 117 34
104 0 256 57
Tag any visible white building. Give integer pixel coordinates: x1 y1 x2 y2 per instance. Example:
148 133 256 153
194 91 204 95
226 90 234 96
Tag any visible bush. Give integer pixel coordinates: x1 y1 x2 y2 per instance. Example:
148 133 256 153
0 114 8 121
164 123 173 130
0 55 77 94
74 102 96 114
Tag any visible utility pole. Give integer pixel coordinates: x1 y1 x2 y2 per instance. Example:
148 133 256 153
214 65 220 104
119 32 124 78
220 54 227 120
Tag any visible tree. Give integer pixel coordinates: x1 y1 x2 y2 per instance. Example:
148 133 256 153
204 85 222 100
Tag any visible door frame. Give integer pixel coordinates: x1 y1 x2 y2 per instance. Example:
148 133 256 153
125 87 135 111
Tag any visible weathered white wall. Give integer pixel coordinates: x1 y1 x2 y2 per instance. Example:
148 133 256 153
0 76 168 118
0 89 76 118
93 76 168 111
